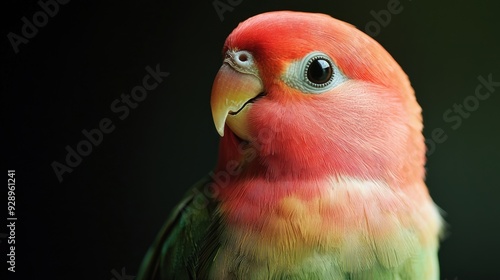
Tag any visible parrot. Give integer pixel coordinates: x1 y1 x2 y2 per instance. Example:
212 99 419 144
137 11 443 280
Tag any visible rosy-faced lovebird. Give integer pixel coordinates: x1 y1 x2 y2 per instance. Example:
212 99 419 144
138 11 443 280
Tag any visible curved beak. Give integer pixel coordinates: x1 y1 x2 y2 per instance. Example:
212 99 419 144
210 63 263 139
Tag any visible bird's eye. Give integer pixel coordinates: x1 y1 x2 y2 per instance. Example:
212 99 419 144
305 56 334 87
282 51 347 94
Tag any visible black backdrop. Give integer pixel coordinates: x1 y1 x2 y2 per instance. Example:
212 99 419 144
3 0 500 279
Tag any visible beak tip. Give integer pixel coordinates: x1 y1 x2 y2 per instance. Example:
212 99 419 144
217 128 225 137
213 118 226 137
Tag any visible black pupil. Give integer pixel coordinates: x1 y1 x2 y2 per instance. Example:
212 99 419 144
307 59 332 84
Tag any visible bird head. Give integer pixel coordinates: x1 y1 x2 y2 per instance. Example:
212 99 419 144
211 11 424 185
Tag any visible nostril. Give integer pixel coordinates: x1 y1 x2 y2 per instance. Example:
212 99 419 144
238 53 248 62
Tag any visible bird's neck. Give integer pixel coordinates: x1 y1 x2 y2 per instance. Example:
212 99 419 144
210 173 441 274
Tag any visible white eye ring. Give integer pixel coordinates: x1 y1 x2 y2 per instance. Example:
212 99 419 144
282 51 348 94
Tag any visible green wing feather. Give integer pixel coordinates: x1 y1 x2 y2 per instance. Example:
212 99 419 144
137 175 220 280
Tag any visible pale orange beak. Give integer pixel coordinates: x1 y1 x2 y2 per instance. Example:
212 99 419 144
210 63 263 140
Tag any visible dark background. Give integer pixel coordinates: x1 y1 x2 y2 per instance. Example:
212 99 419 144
2 0 499 279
